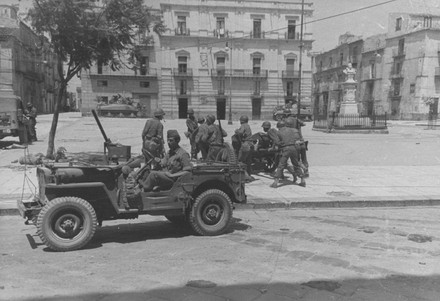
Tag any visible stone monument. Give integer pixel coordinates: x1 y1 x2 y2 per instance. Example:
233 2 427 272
339 63 359 116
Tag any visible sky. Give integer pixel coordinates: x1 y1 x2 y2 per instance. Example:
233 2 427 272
1 0 440 52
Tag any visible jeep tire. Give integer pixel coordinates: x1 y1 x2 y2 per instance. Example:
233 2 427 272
189 189 233 236
37 197 97 252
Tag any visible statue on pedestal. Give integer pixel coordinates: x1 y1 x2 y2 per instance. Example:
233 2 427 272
343 63 356 83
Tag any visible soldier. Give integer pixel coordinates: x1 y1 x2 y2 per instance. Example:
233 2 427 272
139 130 192 192
26 102 37 142
286 116 309 177
234 115 254 180
185 108 198 159
206 114 227 161
270 118 306 188
142 108 165 158
195 116 209 160
261 121 279 150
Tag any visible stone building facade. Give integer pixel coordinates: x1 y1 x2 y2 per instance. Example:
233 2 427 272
0 4 59 114
80 0 314 120
313 13 440 121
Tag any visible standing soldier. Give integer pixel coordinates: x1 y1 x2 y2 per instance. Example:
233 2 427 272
26 102 37 142
286 116 309 177
195 116 209 160
270 118 306 188
142 108 165 159
206 114 227 161
235 115 254 180
185 108 198 159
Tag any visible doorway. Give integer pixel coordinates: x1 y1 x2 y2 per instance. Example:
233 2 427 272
391 99 400 119
178 98 188 119
216 98 226 120
252 97 261 120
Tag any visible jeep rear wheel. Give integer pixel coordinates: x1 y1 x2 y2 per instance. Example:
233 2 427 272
189 189 232 236
37 197 97 252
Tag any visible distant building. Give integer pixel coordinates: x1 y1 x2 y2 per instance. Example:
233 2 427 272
81 0 315 120
313 13 440 121
0 4 60 113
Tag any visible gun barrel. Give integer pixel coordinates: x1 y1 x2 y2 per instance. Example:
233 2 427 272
92 109 111 143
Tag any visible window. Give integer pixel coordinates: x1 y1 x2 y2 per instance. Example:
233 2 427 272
140 81 150 88
97 60 103 74
370 62 376 79
97 80 108 87
423 16 432 28
329 57 333 67
253 19 261 38
253 58 261 74
216 17 225 37
339 53 344 66
286 81 294 96
394 60 402 74
395 17 402 31
410 83 415 94
393 80 401 96
139 56 148 75
180 80 187 95
178 56 187 74
177 16 187 35
319 60 323 71
216 56 225 75
218 79 225 95
254 81 261 95
286 59 295 70
398 38 405 55
287 20 296 39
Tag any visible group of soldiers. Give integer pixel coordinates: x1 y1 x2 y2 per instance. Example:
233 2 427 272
130 107 308 194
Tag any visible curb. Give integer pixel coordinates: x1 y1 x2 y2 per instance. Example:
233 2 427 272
3 197 440 216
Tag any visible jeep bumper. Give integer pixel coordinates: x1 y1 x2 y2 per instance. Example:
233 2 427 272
17 197 43 222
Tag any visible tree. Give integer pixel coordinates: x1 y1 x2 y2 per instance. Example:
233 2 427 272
27 0 165 158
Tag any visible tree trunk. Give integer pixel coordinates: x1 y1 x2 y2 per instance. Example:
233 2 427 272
46 82 66 158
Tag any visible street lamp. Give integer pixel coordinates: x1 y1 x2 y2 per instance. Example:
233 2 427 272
226 42 233 125
297 0 305 123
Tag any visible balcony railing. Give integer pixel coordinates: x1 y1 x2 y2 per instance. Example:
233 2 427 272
282 70 300 79
249 31 265 39
172 68 193 77
284 32 301 40
211 69 268 78
175 28 190 36
213 29 230 38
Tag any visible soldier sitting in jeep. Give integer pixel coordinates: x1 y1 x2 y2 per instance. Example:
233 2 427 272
139 129 191 192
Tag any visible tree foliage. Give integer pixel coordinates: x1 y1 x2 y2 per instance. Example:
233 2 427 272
27 0 165 157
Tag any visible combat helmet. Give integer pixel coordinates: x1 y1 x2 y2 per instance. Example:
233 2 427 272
261 121 271 129
239 115 249 123
154 108 165 117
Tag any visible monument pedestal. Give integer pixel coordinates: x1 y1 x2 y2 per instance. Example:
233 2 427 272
339 101 359 115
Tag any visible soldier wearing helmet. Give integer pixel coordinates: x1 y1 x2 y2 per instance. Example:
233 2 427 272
233 115 254 180
270 119 306 188
285 117 309 177
195 116 209 160
206 114 227 161
185 108 199 159
260 121 280 150
141 108 165 158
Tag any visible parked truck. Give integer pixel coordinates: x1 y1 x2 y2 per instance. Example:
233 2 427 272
0 89 31 144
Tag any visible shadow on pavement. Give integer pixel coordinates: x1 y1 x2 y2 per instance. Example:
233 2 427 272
15 274 440 300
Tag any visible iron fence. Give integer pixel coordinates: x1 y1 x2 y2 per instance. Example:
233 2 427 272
313 113 388 130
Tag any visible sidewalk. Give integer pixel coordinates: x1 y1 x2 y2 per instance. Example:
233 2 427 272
1 164 440 215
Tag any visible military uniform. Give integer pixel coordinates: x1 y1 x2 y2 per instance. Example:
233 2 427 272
142 114 164 158
235 121 253 175
195 120 209 160
206 123 227 161
186 114 198 159
26 103 37 141
140 130 191 192
271 126 305 187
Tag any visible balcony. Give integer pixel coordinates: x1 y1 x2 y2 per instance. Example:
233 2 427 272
90 68 157 78
249 31 265 39
213 29 230 38
211 69 268 79
175 28 190 36
284 32 301 40
282 70 300 79
172 68 193 77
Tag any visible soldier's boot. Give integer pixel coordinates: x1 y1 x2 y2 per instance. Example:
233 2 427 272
299 177 306 187
270 178 279 188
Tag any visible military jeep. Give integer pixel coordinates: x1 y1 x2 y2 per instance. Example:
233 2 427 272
17 112 247 252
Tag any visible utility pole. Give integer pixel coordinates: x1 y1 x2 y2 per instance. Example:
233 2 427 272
297 0 305 122
227 42 233 125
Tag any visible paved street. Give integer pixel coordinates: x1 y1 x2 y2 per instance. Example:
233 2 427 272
1 207 439 300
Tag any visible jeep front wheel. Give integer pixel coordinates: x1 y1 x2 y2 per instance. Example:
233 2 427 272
36 197 97 252
189 189 232 236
